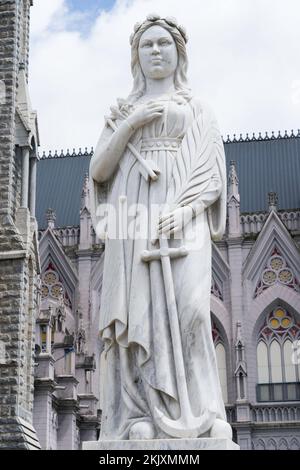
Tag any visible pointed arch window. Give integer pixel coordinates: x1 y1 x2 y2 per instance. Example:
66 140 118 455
256 306 300 401
212 321 228 403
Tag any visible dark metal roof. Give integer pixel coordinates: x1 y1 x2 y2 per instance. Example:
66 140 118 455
36 152 91 229
36 133 300 229
225 135 300 213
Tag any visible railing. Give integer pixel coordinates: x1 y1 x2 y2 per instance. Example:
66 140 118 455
241 210 300 236
38 227 80 245
38 209 300 244
252 403 300 423
38 225 102 247
54 227 80 246
225 405 236 423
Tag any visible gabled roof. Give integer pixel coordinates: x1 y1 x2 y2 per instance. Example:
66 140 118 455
36 132 300 229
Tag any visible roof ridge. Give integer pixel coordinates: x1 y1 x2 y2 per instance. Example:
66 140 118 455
38 129 300 158
222 129 300 144
39 147 94 160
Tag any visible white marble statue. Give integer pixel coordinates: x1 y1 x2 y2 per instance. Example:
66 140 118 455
90 14 232 441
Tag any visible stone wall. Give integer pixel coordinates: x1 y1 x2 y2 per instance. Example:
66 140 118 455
0 0 40 449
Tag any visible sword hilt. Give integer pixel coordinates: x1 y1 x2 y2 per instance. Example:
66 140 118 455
141 246 188 262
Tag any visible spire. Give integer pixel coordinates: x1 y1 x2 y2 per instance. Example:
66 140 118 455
80 173 90 212
235 321 244 348
268 192 278 212
79 174 92 249
46 208 56 229
227 161 241 238
228 160 240 201
234 322 248 402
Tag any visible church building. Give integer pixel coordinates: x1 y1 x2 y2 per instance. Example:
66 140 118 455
35 131 300 451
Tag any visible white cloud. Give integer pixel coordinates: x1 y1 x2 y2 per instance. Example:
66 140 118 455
29 0 300 152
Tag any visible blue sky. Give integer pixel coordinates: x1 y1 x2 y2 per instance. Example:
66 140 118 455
67 0 116 13
29 0 300 152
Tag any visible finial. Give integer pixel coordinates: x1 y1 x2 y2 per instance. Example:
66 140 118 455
81 173 90 211
268 192 278 212
236 321 242 342
46 208 56 229
228 160 239 200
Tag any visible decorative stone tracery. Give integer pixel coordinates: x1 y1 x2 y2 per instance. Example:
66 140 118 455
255 248 300 298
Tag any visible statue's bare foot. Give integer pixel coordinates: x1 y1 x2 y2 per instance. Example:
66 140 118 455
209 418 232 439
129 421 155 440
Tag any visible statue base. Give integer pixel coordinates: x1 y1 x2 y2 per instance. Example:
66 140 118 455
82 437 239 451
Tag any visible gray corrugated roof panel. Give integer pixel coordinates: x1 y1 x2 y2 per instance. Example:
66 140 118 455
36 154 91 229
225 137 300 212
36 135 300 229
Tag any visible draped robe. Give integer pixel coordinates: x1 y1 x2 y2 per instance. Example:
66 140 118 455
90 95 227 439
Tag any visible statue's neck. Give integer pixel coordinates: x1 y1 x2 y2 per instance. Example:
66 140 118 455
144 76 175 98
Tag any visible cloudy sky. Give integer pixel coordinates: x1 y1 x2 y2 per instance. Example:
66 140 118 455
29 0 300 153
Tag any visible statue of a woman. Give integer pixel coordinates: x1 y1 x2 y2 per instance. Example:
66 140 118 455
90 14 232 441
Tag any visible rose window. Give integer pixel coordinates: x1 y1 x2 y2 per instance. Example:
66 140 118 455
41 268 72 308
255 250 299 297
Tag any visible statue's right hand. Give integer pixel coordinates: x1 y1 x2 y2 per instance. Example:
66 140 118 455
126 102 164 130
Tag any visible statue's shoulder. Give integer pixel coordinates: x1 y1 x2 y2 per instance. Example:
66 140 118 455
190 96 217 122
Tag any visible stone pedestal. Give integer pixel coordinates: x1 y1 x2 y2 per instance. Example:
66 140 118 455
83 438 239 451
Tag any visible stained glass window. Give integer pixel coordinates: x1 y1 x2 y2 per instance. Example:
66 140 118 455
256 306 300 401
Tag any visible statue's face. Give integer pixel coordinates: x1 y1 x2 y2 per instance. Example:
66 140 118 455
138 25 178 80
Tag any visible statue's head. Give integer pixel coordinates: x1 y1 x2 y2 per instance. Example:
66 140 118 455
128 14 189 102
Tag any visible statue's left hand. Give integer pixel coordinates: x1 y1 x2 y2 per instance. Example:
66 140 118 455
157 206 193 237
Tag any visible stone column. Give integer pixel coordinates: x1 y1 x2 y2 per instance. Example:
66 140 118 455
21 146 30 207
57 401 79 450
29 156 37 215
33 381 55 450
227 161 241 238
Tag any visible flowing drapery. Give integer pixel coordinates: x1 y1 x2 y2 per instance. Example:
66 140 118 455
90 96 227 439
